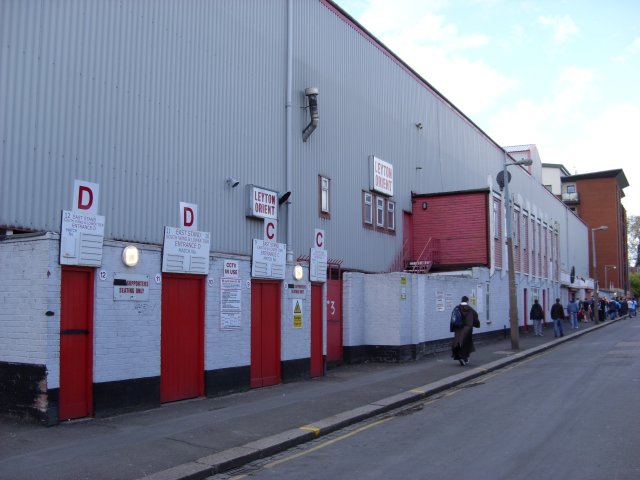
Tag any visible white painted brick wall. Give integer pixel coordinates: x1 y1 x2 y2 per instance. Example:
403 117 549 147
93 241 162 383
342 267 561 349
205 256 251 370
0 234 58 375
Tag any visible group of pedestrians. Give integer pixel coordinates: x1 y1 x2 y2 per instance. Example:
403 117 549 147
450 293 637 366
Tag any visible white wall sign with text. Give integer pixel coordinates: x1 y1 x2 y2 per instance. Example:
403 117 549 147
162 226 210 274
370 156 394 196
113 273 150 301
246 185 278 220
60 210 105 266
251 239 286 279
309 247 328 283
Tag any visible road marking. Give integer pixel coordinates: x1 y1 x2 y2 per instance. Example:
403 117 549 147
299 426 321 436
265 417 393 470
410 388 426 394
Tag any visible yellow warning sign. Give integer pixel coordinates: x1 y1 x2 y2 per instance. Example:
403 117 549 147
293 300 303 328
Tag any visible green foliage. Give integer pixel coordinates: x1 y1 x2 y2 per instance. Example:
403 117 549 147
630 272 640 299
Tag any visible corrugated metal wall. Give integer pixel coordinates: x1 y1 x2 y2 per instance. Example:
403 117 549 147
1 0 587 275
1 0 287 254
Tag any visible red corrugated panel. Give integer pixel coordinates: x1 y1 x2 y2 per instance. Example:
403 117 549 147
412 192 489 267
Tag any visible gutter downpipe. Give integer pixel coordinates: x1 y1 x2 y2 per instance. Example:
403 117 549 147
285 0 293 262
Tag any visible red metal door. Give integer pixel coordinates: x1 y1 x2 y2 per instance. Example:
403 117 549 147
161 274 204 403
60 267 94 420
310 284 324 378
403 211 413 262
251 281 281 388
326 277 342 363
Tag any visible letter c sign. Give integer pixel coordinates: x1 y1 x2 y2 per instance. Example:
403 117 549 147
315 229 325 249
264 219 277 241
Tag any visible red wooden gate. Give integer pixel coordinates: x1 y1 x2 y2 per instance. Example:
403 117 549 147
310 284 324 377
326 276 342 364
161 274 204 403
60 267 94 420
251 280 281 388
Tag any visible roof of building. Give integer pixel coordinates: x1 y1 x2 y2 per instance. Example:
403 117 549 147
562 169 629 189
542 163 571 176
504 144 534 152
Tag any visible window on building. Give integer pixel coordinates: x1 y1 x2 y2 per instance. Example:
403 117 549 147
319 175 330 218
362 192 395 234
376 196 385 227
493 201 499 239
513 210 519 246
387 201 395 231
566 184 576 194
363 192 373 225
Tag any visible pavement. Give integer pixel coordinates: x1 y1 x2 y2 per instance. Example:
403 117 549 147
0 317 624 480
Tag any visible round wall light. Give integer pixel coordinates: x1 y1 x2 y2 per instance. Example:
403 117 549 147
122 245 140 267
293 264 304 281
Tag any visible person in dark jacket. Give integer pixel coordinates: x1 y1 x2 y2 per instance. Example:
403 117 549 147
451 296 479 366
530 299 545 336
550 298 565 338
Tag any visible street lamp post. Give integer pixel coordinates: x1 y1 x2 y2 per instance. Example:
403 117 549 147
605 265 617 290
501 153 532 351
591 225 608 323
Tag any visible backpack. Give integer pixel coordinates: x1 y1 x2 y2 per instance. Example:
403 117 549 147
450 306 463 329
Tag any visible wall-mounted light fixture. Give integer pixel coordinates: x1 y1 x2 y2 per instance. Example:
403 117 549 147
226 177 240 188
421 201 428 210
293 263 304 281
279 191 292 205
415 122 423 130
122 245 140 267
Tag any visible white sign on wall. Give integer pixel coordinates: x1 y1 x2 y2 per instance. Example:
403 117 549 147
264 219 278 241
61 179 105 266
179 202 198 230
314 229 325 249
370 156 394 196
246 185 278 220
251 239 286 279
223 259 239 278
72 179 100 214
113 274 150 301
220 277 242 330
310 247 328 283
162 226 210 274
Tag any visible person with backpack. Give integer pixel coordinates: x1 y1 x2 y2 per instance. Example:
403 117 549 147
550 298 565 338
451 295 480 366
530 299 545 336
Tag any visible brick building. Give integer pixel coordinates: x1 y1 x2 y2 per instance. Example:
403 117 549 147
561 170 630 294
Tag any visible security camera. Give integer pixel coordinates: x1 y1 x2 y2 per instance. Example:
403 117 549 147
226 177 240 188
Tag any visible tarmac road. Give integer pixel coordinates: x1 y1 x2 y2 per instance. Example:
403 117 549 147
209 319 640 480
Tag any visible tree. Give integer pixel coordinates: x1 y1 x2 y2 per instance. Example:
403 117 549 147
630 272 640 299
628 215 640 267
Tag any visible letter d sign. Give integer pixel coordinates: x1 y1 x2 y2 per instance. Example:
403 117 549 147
73 180 99 214
179 202 198 230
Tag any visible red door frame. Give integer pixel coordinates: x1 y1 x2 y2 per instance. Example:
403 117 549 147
60 266 94 420
251 280 281 388
310 283 324 378
160 273 205 403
